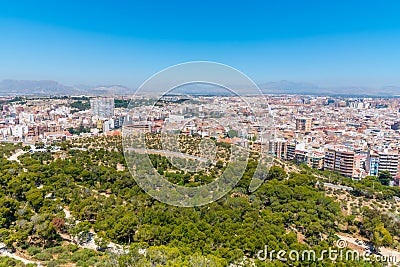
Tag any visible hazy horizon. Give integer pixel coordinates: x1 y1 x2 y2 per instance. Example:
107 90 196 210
1 1 400 88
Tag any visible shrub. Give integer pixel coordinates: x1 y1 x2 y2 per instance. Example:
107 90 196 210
34 251 52 261
27 246 42 256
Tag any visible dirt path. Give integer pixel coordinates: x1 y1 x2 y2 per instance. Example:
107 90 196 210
337 234 400 264
0 244 42 266
7 149 26 163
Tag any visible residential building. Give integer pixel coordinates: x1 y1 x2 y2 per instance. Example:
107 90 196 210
296 117 312 132
90 97 115 119
324 146 355 178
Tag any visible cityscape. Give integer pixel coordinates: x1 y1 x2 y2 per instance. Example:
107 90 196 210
2 0 400 266
1 95 399 182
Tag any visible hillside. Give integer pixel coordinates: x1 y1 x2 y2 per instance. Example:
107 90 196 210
0 137 399 266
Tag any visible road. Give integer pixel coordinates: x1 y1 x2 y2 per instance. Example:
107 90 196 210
126 148 216 164
0 243 42 266
7 149 26 163
323 182 353 191
337 234 400 264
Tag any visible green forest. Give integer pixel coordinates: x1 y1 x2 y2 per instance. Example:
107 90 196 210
0 138 399 266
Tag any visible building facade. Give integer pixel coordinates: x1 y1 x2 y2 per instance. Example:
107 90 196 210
324 146 355 178
296 117 312 132
90 97 115 119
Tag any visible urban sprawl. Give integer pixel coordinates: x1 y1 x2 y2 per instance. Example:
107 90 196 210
0 95 399 184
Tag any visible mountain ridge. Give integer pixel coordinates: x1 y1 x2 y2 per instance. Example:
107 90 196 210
0 79 399 97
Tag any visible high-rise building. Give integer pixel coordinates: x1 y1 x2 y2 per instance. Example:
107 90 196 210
306 152 325 170
366 149 399 177
377 150 399 177
268 138 287 159
324 146 355 178
286 142 296 161
102 119 114 133
296 117 312 132
114 115 125 129
90 97 114 119
366 150 379 176
324 149 336 171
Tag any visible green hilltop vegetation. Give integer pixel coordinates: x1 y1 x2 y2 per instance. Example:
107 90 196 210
0 136 399 266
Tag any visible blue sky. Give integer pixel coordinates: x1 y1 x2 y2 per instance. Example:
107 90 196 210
1 0 400 88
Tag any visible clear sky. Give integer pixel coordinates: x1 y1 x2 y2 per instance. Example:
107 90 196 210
1 0 400 88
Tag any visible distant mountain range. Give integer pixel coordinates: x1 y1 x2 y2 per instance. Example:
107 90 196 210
0 79 133 96
0 79 399 97
259 80 400 96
